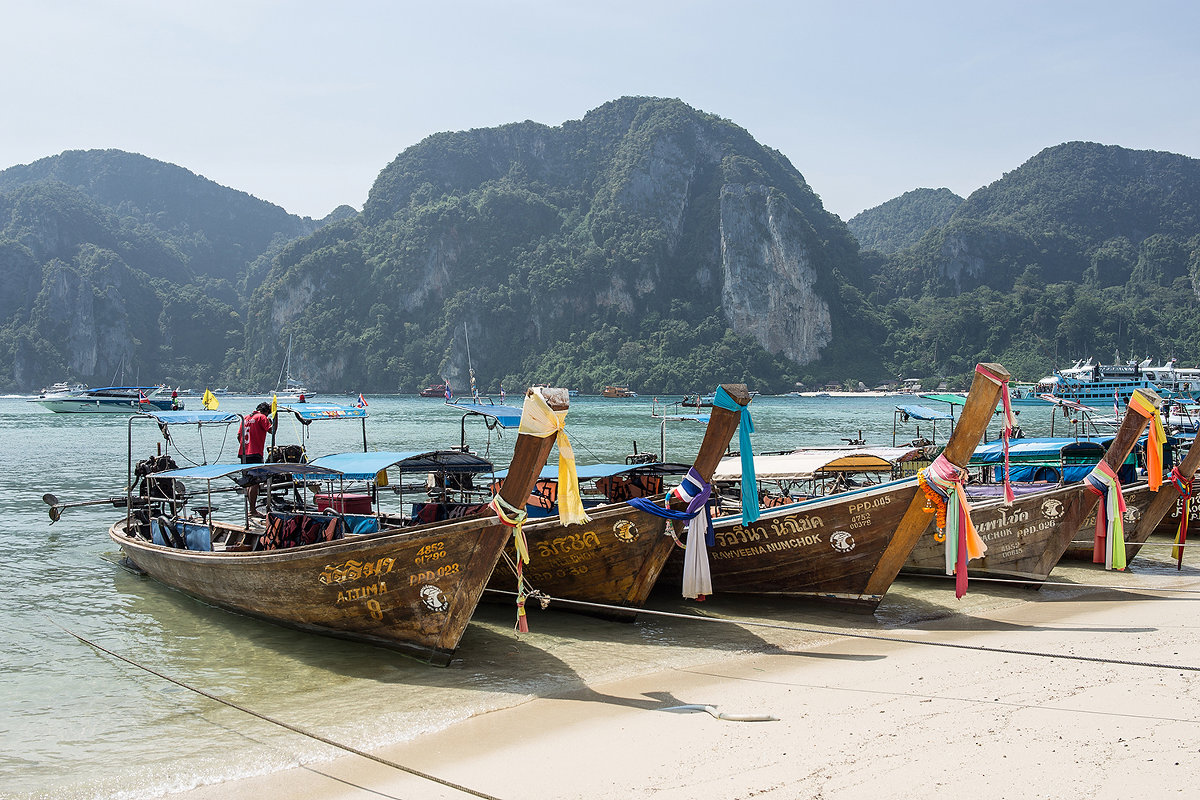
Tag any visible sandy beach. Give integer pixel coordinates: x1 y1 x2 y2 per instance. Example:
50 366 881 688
165 558 1200 800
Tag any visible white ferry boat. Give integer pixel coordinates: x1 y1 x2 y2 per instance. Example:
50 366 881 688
1035 358 1200 406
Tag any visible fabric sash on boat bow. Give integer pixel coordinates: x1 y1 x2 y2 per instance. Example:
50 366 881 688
916 363 1012 599
918 455 987 598
712 386 759 525
1086 391 1167 571
1085 461 1127 571
1168 466 1193 570
628 466 717 599
491 387 588 632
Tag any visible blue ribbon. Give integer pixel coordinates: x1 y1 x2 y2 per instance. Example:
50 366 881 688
712 386 759 525
628 496 715 546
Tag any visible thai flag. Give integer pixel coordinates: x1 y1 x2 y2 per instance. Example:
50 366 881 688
138 390 150 404
444 381 452 401
1114 390 1120 418
357 393 368 408
500 385 506 402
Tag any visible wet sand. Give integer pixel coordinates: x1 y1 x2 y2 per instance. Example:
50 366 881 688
171 551 1200 800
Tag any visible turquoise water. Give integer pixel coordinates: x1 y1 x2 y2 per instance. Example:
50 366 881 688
0 393 1072 798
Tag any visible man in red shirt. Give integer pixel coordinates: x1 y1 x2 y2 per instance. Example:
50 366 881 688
238 402 276 514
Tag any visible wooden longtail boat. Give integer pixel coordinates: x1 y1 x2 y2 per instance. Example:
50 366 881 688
1060 423 1200 564
659 364 1009 611
488 384 752 619
903 388 1160 583
108 388 569 665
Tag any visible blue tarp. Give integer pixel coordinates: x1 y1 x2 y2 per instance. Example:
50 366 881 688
137 410 242 424
444 400 525 428
277 403 368 421
310 450 494 479
896 405 953 421
970 437 1108 464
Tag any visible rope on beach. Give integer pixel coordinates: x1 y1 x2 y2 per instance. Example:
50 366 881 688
917 573 1200 594
482 590 1200 673
50 620 506 800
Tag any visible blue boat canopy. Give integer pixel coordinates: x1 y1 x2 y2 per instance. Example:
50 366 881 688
896 405 953 421
970 437 1108 464
153 462 342 480
277 403 368 421
444 400 524 428
310 450 494 479
136 410 242 425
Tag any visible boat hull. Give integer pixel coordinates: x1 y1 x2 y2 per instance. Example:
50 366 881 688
905 484 1089 582
488 501 675 621
37 397 175 413
109 516 511 665
662 480 923 610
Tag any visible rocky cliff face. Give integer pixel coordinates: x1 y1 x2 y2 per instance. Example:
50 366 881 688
720 184 832 363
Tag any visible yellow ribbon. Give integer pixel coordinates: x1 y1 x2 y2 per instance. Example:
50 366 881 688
518 389 590 525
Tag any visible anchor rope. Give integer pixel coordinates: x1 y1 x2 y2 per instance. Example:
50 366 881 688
51 620 504 800
481 589 1200 672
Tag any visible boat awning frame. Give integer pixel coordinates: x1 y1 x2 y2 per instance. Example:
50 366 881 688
310 450 495 480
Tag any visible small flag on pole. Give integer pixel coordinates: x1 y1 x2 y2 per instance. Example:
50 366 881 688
138 390 150 404
357 393 368 408
202 389 218 410
444 381 452 401
270 394 278 418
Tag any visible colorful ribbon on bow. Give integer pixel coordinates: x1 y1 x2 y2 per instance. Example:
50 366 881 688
1168 466 1193 570
1129 390 1166 491
713 386 758 525
630 467 715 599
491 493 532 632
518 388 589 525
976 364 1016 505
918 454 987 598
1085 461 1127 571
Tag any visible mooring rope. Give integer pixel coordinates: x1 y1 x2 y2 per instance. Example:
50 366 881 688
916 572 1200 595
51 620 505 800
482 589 1200 673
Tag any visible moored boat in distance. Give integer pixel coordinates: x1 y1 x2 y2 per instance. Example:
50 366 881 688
601 385 638 398
1037 358 1200 405
38 381 88 397
419 383 449 398
33 385 178 413
658 363 1010 610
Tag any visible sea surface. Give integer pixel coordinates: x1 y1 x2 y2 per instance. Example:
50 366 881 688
0 392 1164 799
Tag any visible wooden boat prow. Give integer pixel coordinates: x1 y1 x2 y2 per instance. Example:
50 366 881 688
488 384 751 619
109 387 568 665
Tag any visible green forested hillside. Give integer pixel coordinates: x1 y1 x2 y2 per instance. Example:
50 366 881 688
0 150 319 390
847 188 963 254
242 97 874 394
3 125 1200 396
867 142 1200 383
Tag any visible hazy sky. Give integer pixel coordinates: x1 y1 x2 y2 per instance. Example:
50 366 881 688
3 1 1197 221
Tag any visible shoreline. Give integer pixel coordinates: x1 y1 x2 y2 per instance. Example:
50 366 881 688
169 559 1200 800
